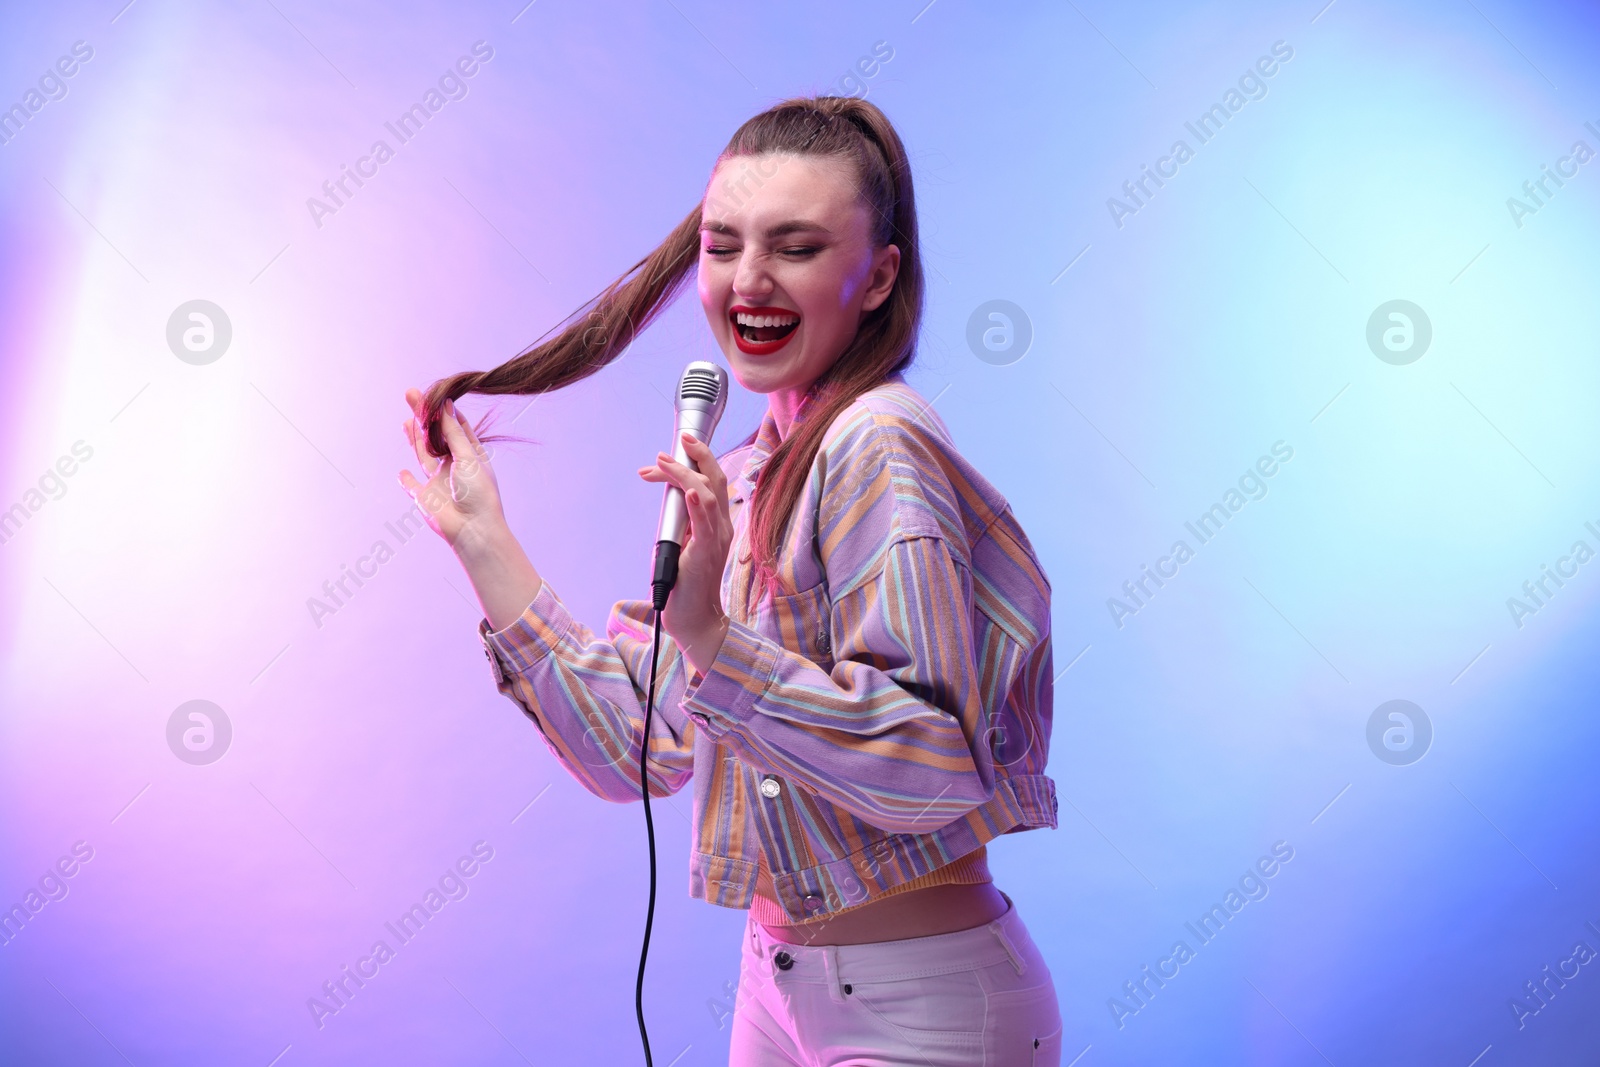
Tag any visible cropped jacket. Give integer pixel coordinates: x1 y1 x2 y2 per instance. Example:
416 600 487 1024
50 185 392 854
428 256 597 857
477 375 1058 922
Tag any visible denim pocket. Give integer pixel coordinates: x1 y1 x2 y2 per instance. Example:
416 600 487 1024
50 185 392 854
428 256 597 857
848 968 986 1041
983 982 1063 1065
1031 1023 1064 1066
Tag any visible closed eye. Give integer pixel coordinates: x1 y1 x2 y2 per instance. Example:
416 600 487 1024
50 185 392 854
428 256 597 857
701 246 821 257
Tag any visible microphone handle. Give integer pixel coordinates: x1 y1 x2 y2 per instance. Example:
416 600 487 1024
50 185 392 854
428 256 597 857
657 411 717 547
651 412 719 610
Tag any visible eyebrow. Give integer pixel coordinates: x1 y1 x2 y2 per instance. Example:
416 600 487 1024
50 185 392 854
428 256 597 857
700 219 832 239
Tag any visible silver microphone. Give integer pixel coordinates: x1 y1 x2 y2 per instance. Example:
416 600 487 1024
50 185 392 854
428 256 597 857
651 361 730 609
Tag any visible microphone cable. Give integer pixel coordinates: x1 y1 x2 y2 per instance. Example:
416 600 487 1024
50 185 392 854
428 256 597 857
635 573 673 1067
636 358 720 1063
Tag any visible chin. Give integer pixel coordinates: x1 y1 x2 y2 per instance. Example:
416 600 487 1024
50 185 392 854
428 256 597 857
726 363 779 396
724 350 790 395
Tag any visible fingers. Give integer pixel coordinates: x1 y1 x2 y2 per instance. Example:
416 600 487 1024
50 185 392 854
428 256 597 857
454 403 489 454
437 399 484 466
638 435 728 506
403 387 443 471
406 389 492 464
397 466 442 510
404 414 441 478
678 433 729 508
679 433 724 483
651 451 711 498
681 460 731 562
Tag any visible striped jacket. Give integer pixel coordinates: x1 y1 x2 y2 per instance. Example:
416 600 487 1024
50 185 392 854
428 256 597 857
477 375 1057 922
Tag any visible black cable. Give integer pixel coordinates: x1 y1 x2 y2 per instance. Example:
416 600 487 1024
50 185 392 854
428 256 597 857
635 541 678 1065
635 603 665 1067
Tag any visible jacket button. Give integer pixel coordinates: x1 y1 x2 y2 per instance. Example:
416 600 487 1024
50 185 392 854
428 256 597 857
801 893 825 915
690 712 709 726
773 950 794 971
759 777 782 799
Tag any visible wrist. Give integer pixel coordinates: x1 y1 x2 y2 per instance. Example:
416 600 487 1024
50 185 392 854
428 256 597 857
452 520 542 633
680 613 731 681
451 517 514 565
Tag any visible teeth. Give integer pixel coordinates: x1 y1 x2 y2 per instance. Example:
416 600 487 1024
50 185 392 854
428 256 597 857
734 312 799 328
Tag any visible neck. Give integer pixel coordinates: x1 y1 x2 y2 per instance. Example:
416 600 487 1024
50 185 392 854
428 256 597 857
767 385 812 442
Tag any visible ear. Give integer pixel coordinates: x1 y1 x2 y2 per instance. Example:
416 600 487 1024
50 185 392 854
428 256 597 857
858 242 901 315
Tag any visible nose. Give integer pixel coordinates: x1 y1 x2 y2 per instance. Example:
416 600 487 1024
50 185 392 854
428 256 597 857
731 247 775 303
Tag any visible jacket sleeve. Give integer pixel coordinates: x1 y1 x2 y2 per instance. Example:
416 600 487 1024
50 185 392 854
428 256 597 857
478 579 696 803
680 410 997 833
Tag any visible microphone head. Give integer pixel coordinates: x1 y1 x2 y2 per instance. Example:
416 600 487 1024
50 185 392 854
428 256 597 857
676 361 729 429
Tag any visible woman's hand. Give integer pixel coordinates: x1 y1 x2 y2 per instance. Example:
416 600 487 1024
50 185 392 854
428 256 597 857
399 388 542 632
638 432 733 678
398 387 505 552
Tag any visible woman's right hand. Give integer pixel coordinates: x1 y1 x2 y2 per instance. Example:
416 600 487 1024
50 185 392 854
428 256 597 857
398 387 504 551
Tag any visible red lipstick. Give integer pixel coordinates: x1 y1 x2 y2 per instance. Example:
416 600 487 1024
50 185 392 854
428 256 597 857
729 304 800 355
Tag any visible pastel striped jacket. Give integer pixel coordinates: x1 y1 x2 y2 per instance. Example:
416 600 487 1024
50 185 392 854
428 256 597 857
477 375 1058 922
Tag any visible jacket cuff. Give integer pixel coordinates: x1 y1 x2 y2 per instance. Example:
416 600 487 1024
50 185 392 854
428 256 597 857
477 580 572 679
678 617 779 739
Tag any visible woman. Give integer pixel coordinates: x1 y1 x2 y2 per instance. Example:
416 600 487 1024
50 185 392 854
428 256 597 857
399 96 1061 1065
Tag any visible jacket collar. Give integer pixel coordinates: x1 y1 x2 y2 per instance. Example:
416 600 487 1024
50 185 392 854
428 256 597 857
738 406 783 488
736 372 908 489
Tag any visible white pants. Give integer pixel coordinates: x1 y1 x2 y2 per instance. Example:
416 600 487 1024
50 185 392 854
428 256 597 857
730 895 1063 1066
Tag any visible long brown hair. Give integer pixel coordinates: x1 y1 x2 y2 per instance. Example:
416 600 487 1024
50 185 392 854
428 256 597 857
419 94 924 598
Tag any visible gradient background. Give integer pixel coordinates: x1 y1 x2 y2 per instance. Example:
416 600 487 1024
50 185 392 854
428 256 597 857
2 0 1598 1063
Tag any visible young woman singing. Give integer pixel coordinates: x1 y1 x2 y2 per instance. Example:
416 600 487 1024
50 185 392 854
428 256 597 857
399 95 1061 1065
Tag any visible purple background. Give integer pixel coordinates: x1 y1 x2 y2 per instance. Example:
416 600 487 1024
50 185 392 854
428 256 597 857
2 1 1599 1063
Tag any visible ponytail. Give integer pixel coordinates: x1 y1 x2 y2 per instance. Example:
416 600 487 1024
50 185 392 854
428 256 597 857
418 204 701 457
422 95 923 601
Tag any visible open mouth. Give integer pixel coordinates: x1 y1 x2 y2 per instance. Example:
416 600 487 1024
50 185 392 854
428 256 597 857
729 307 800 353
732 310 800 344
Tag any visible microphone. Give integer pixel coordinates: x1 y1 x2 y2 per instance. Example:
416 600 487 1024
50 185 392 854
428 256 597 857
638 363 728 1064
651 361 730 611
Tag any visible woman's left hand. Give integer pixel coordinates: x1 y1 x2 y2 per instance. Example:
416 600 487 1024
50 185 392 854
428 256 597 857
638 432 733 679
